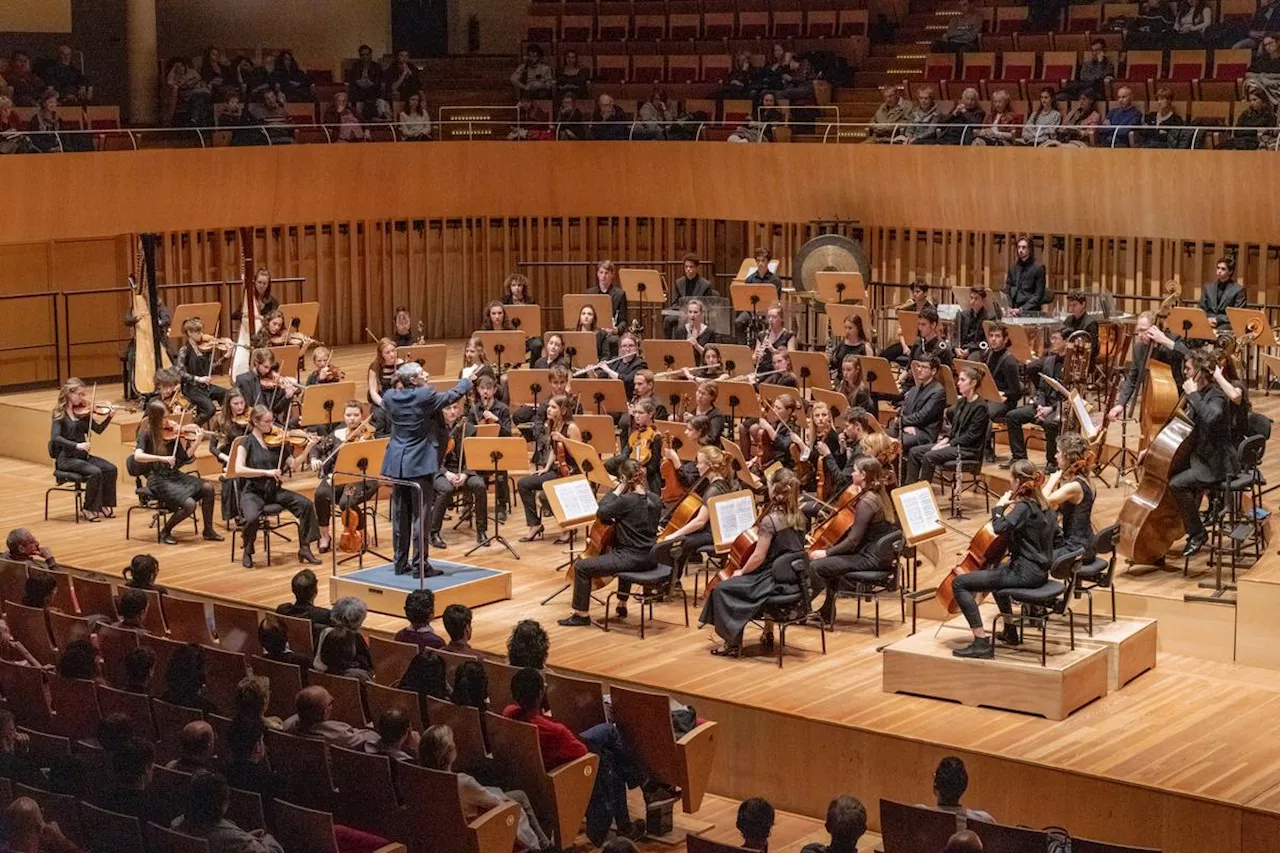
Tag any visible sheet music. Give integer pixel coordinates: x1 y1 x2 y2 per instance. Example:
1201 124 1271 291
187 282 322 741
1072 394 1098 440
712 495 756 545
552 478 598 522
895 485 943 542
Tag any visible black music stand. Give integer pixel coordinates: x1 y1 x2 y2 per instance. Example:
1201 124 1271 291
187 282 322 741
731 283 779 343
464 436 527 561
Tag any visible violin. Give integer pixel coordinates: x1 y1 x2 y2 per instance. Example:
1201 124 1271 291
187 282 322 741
161 420 213 442
167 390 197 417
554 439 571 477
260 370 301 394
194 333 240 354
629 425 658 466
263 426 312 448
345 419 375 443
72 402 117 418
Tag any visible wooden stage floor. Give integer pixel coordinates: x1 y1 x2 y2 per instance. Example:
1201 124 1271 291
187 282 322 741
6 342 1280 852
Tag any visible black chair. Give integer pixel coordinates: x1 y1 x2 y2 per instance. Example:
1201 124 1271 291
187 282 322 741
602 538 689 639
827 529 907 636
992 548 1085 666
1074 523 1121 636
224 438 299 566
124 454 196 543
755 556 826 668
45 440 86 523
1222 433 1267 572
935 421 994 518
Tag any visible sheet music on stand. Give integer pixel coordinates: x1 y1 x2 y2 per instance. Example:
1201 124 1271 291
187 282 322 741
544 475 599 526
891 482 946 546
708 490 757 549
1069 391 1098 440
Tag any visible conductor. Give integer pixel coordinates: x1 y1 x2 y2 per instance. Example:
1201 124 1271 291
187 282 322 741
381 362 473 577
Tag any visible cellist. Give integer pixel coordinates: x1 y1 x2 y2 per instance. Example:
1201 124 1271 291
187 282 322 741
557 458 661 628
806 457 899 624
1044 433 1096 561
950 460 1058 659
1169 351 1237 558
660 445 735 559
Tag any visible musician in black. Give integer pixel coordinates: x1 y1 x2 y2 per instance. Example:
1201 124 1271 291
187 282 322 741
952 460 1059 659
1061 290 1100 359
828 312 872 376
588 259 628 358
836 355 876 419
683 380 725 446
50 378 118 522
533 333 571 371
468 375 513 520
905 366 990 484
666 415 717 488
132 400 223 545
1170 352 1238 557
661 445 734 574
390 307 415 347
309 400 380 553
606 398 664 494
305 346 343 387
431 399 488 548
482 300 542 368
588 332 646 398
1004 236 1047 317
878 279 935 366
233 405 321 568
236 347 301 425
982 321 1022 428
1107 311 1192 423
1199 255 1246 332
514 364 570 440
890 355 946 464
1005 328 1066 472
664 254 717 339
751 305 797 376
895 307 953 393
558 458 661 627
954 286 1001 360
174 317 228 424
735 247 784 342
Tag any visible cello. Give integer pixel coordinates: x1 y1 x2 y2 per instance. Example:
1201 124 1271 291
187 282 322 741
1117 393 1194 565
659 474 707 542
705 497 773 595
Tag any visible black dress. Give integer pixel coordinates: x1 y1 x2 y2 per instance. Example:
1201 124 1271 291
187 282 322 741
50 413 118 512
699 513 808 646
135 429 206 506
1058 476 1095 560
236 433 319 552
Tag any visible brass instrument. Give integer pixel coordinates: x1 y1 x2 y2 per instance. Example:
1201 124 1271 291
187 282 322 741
1062 330 1094 388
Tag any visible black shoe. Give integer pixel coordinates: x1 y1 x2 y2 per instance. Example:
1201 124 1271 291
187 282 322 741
817 595 835 625
475 529 488 545
202 529 225 543
953 637 995 659
1181 534 1207 557
241 551 255 569
496 510 507 524
614 604 628 620
429 533 448 550
998 459 1016 470
983 450 996 463
158 530 178 545
414 565 444 579
297 548 321 565
998 625 1022 646
558 614 592 627
394 564 411 576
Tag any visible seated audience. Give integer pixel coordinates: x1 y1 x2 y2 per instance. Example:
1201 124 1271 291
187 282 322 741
97 738 168 828
801 795 868 853
557 50 591 100
945 831 985 853
1137 87 1189 149
507 619 550 669
345 44 385 120
1019 87 1062 146
395 650 450 699
1061 39 1113 101
171 771 284 853
2 529 56 568
508 97 551 140
1100 86 1143 148
4 796 79 853
323 92 368 142
283 686 377 750
27 90 64 154
56 640 101 683
161 643 218 713
1051 92 1100 146
270 50 313 102
633 89 671 140
737 797 776 851
0 710 42 788
728 92 783 142
399 92 432 141
224 718 288 810
931 0 984 51
166 57 213 127
395 589 445 650
929 756 994 831
590 94 631 141
22 575 60 610
317 627 372 681
276 569 332 632
1229 89 1278 149
934 87 985 144
258 617 311 669
122 553 166 594
777 55 818 105
248 89 293 144
451 661 490 713
44 44 91 103
314 596 373 677
6 52 46 106
899 86 939 144
216 91 260 146
384 49 421 101
1249 33 1280 72
715 52 759 103
1172 0 1213 45
555 93 586 140
443 603 482 657
167 720 217 773
511 44 555 99
123 647 156 694
234 674 282 731
867 85 912 143
364 708 418 762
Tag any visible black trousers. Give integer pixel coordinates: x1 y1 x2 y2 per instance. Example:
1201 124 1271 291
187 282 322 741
392 474 435 572
572 548 654 611
951 561 1046 629
240 486 319 553
518 469 560 529
986 400 1013 424
160 478 216 534
808 552 883 599
57 456 117 512
1170 459 1221 540
907 444 980 485
183 382 226 425
314 480 379 528
1005 406 1059 466
880 341 909 368
431 471 487 534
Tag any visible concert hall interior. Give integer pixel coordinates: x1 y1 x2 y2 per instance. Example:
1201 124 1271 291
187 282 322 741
5 3 1280 853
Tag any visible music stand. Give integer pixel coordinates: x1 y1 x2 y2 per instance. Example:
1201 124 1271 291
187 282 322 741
1227 307 1275 386
574 414 618 459
269 344 301 379
299 380 357 433
731 283 780 333
507 369 552 409
563 294 615 331
169 302 223 341
463 436 528 560
824 303 874 341
428 378 461 395
333 437 392 569
570 379 628 415
790 351 832 394
1167 307 1216 342
553 331 600 369
563 437 615 490
992 322 1034 362
954 359 1005 405
653 379 698 418
898 310 920 348
644 340 696 375
620 268 667 336
936 364 958 406
715 380 763 436
708 489 758 550
280 302 320 339
398 345 447 377
856 357 901 397
815 270 866 305
505 305 542 338
539 474 601 603
1262 352 1280 396
475 331 529 376
810 387 850 424
717 344 755 378
656 421 696 461
721 439 762 492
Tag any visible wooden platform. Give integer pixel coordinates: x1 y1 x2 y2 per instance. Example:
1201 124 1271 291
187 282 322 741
329 562 513 617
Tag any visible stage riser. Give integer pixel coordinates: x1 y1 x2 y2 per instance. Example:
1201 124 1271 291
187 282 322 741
330 571 512 617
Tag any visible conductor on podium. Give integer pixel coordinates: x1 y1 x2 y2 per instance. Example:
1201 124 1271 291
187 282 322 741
381 362 473 577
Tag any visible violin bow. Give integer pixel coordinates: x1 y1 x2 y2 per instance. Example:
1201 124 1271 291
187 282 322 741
85 383 99 453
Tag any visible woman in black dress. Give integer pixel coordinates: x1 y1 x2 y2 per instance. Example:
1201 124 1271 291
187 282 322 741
49 378 118 521
534 333 570 371
502 273 535 307
209 389 251 522
233 405 321 569
828 313 872 378
517 395 584 542
366 338 400 435
836 355 876 418
1045 433 1096 561
662 445 735 567
700 468 809 656
681 299 715 362
132 400 224 545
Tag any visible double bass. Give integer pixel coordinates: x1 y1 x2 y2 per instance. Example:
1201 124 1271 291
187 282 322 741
1117 397 1194 565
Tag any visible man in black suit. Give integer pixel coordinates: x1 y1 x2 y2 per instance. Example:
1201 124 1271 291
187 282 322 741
1004 236 1047 317
954 285 1000 360
907 365 991 484
1171 351 1238 557
896 307 954 393
664 253 717 338
1060 290 1100 359
1199 256 1246 333
1004 329 1066 471
588 260 628 357
891 355 946 464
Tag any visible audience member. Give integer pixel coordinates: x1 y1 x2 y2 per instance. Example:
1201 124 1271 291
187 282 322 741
270 51 313 102
3 529 56 568
56 640 100 683
394 589 444 650
27 90 64 153
224 718 288 810
590 94 631 140
167 720 217 773
315 596 373 676
98 738 168 828
944 830 984 853
276 569 332 632
365 708 419 762
1232 0 1280 49
507 97 551 140
384 49 421 100
0 710 42 788
171 771 284 853
867 85 912 142
777 55 818 105
1053 92 1100 146
43 45 90 103
317 627 372 680
972 89 1018 145
1128 0 1177 47
398 92 432 140
442 603 481 656
21 575 59 610
728 91 783 142
1100 86 1143 148
507 619 550 669
123 647 156 694
6 52 46 107
511 44 555 99
95 714 134 756
900 86 940 144
1061 39 1113 101
114 588 150 631
801 795 867 853
345 44 385 120
247 89 293 144
557 50 591 100
737 797 775 851
283 686 377 749
935 87 985 144
161 643 218 713
930 756 994 831
1249 34 1280 72
1229 88 1278 149
396 650 450 699
931 0 984 52
216 90 260 146
1137 86 1189 148
122 553 166 594
234 674 282 731
1019 87 1062 146
3 796 79 853
166 57 213 127
634 88 671 140
258 616 311 669
715 52 758 103
323 91 368 142
555 93 586 140
451 660 490 712
418 725 553 851
199 46 232 97
1171 0 1213 45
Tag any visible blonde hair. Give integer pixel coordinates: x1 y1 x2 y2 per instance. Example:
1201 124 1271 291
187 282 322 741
696 445 731 481
418 725 457 771
52 378 87 420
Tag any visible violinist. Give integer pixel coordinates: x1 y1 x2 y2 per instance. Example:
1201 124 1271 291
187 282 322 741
836 355 875 418
750 393 805 472
828 313 872 378
460 334 500 387
558 457 661 628
587 332 646 398
951 460 1058 659
174 317 229 424
367 338 400 434
470 375 514 517
607 398 664 494
574 304 610 366
1170 351 1238 558
807 457 900 624
665 415 716 488
231 267 278 377
806 401 843 494
1061 291 1100 359
682 380 725 446
305 346 344 386
144 367 193 421
954 286 1001 360
1044 433 1096 561
683 344 730 382
209 389 251 523
682 299 715 359
662 445 734 558
233 404 322 568
982 321 1021 429
431 399 489 549
889 355 946 463
588 259 628 358
905 365 989 485
517 394 583 542
700 467 809 657
132 400 223 545
482 299 543 367
250 309 288 349
49 378 118 522
533 333 571 371
751 305 797 376
1005 328 1066 473
391 306 416 347
236 348 301 425
619 369 667 444
310 400 379 553
513 364 570 439
1107 312 1190 423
